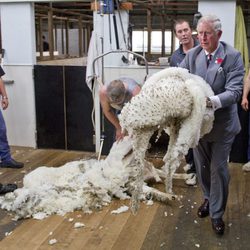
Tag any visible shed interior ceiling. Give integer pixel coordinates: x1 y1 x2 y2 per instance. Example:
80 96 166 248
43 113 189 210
34 0 250 30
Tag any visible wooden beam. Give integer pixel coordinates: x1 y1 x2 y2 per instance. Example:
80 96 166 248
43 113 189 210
35 4 93 19
91 1 133 11
132 0 198 7
35 14 93 24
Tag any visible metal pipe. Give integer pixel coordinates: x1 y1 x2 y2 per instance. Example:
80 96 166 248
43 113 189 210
92 49 149 81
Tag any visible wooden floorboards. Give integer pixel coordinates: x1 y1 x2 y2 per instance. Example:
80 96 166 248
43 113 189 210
0 147 249 250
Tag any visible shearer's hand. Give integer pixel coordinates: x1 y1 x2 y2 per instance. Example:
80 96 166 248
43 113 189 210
116 128 127 142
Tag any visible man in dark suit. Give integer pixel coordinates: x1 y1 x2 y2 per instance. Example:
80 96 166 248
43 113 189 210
180 14 244 235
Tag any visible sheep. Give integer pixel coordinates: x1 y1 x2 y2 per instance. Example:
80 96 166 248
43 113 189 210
119 67 214 213
0 137 173 220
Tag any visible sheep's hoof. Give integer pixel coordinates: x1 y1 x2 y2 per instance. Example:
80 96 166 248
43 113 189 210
165 192 181 201
163 192 178 201
145 193 153 200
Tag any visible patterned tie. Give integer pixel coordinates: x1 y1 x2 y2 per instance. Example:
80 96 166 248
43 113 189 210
207 54 212 67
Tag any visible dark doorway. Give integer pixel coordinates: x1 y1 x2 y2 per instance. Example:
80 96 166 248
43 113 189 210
34 65 95 152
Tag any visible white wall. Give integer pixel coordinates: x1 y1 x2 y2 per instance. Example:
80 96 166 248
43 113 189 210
1 3 36 65
104 65 164 86
0 3 36 147
2 66 36 147
198 0 236 47
93 11 129 66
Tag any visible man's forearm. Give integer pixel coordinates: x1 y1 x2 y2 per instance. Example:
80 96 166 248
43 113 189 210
242 76 250 99
0 78 7 97
103 110 121 130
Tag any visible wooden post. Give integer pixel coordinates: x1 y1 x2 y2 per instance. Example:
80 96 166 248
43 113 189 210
161 14 165 57
83 27 87 55
54 23 57 51
171 21 175 54
48 5 54 59
61 20 65 55
35 21 38 52
38 17 43 59
78 16 83 57
147 8 152 61
65 19 69 57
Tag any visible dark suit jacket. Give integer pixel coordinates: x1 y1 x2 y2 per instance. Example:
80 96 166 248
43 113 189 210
180 42 245 142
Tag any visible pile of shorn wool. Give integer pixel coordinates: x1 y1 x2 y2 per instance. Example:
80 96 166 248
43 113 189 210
0 137 137 220
0 137 171 220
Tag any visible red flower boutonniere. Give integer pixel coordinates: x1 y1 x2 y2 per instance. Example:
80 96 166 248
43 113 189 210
215 58 223 64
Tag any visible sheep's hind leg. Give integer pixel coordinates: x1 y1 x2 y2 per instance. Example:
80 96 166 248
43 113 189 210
164 121 194 194
162 125 179 194
130 130 152 214
163 158 175 194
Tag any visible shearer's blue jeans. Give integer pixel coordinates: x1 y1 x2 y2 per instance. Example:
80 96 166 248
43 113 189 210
0 109 11 161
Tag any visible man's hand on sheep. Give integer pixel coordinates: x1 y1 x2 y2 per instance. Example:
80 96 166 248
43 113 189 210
206 96 221 110
206 97 213 108
116 127 128 142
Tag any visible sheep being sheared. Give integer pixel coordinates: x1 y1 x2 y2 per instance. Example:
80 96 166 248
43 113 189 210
119 67 215 212
0 137 172 220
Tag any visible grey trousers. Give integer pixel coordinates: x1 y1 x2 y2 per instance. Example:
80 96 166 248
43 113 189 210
193 135 235 219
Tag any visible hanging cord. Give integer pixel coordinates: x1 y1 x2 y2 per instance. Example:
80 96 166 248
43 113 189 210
91 76 104 130
91 75 106 161
113 14 120 49
107 0 113 50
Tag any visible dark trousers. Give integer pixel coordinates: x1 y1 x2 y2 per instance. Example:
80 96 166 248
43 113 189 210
194 135 235 219
0 110 11 161
248 111 250 161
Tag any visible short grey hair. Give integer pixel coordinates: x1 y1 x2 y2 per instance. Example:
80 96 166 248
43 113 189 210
197 14 222 32
107 79 126 103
